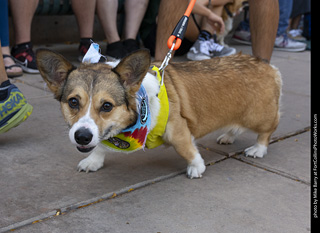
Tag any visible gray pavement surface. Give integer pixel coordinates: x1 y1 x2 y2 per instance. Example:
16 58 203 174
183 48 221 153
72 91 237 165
0 42 311 233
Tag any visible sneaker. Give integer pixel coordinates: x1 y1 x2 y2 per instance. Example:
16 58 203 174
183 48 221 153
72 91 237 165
123 39 140 54
288 29 307 41
106 41 128 60
208 38 236 57
274 34 306 52
0 83 33 134
11 42 39 74
232 28 251 45
187 39 236 61
187 39 212 60
78 38 92 62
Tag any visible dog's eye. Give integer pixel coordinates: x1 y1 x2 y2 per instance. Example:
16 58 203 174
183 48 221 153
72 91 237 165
68 98 79 109
101 102 113 112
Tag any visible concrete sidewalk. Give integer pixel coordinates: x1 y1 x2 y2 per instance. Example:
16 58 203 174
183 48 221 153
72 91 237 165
0 43 311 232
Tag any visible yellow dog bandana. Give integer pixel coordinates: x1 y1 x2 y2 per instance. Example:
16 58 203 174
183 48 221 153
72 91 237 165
145 66 169 149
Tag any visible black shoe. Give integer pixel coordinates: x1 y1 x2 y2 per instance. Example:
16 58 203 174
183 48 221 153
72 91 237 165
78 38 93 62
11 42 39 74
106 41 128 59
123 39 140 54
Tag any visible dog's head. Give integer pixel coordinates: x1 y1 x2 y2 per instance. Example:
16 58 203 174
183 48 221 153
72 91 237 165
222 0 248 20
36 49 151 152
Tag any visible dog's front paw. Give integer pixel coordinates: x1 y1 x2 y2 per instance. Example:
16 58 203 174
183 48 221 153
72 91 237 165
77 156 104 173
244 144 267 158
187 155 206 179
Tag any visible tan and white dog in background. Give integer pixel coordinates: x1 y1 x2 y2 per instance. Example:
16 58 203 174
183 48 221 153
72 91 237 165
36 49 281 179
217 0 248 46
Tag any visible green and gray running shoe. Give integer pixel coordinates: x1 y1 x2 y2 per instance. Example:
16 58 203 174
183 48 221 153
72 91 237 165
0 84 33 134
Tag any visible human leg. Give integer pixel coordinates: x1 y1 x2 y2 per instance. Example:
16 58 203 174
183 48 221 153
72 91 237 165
187 0 236 60
155 0 188 61
96 0 128 58
122 0 149 53
9 0 39 73
9 0 39 45
2 46 23 78
71 0 96 39
0 42 33 133
96 0 120 44
274 0 306 52
248 0 279 63
123 0 149 40
71 0 96 60
0 0 22 77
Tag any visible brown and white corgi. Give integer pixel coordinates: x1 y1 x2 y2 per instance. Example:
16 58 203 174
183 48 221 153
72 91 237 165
36 49 281 179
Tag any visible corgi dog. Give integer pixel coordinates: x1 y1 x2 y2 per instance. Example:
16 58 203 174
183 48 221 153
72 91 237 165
217 0 248 46
36 49 281 179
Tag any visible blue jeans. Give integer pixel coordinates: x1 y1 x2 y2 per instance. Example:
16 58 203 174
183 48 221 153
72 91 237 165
0 0 10 47
277 0 293 36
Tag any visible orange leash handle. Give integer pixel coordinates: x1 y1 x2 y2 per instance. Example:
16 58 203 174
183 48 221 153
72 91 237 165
167 0 197 50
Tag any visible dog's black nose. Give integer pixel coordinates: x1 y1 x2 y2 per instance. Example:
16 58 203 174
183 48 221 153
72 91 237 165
75 127 93 145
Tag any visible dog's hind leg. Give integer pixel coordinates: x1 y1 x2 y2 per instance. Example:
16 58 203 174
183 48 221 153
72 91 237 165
164 119 206 179
244 128 276 158
78 144 106 172
244 111 280 158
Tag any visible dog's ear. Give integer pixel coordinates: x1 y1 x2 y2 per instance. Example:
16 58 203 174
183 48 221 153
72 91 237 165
36 49 75 100
112 49 151 95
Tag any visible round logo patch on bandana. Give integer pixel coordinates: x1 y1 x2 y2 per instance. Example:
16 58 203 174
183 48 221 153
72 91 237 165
140 97 148 124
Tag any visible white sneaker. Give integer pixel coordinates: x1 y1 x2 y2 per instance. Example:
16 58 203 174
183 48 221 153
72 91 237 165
288 29 307 41
208 39 236 57
274 34 306 52
187 39 236 61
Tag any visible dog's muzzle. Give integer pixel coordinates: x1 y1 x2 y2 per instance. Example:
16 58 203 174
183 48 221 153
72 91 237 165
74 127 95 153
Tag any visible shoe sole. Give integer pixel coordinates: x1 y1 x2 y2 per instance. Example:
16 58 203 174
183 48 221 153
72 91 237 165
0 103 33 134
232 37 252 45
186 52 211 61
13 57 40 74
217 48 237 57
20 65 40 74
273 46 306 52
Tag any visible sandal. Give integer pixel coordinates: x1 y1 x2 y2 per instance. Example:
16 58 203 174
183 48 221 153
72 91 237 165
3 54 23 78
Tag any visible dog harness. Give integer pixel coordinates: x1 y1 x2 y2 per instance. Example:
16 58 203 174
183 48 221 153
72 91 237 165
101 66 169 152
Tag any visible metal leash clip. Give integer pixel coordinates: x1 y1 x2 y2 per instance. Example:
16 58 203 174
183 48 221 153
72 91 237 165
158 0 196 84
158 42 175 85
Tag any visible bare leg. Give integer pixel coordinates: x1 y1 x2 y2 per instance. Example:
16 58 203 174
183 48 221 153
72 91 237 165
249 0 279 63
0 45 9 84
71 0 96 38
123 0 149 40
96 0 120 43
1 46 22 74
155 0 188 61
290 15 301 29
9 0 39 44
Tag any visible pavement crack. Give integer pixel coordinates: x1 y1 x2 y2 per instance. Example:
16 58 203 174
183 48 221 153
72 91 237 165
1 170 186 233
230 127 311 186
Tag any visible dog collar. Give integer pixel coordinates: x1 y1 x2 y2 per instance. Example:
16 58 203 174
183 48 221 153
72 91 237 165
101 85 152 152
